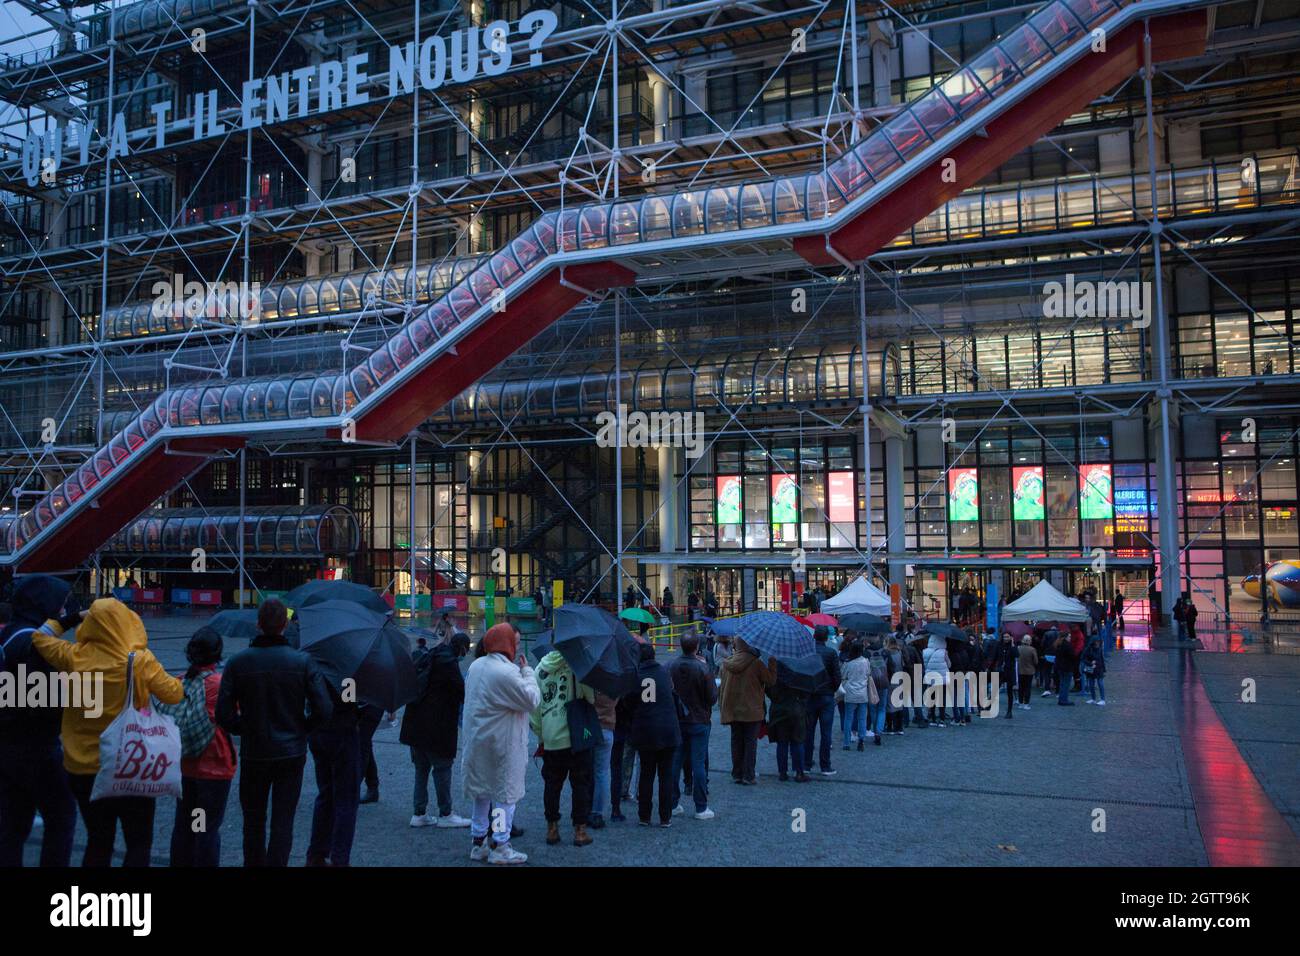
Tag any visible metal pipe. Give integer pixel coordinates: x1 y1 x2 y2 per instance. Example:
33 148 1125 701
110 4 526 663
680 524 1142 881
1143 22 1181 624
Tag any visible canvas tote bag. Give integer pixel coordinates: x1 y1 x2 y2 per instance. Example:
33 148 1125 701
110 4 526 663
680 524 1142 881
91 652 183 800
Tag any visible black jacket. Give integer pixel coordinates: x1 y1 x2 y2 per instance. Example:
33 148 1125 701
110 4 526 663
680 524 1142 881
994 640 1019 680
813 642 842 693
216 633 333 761
947 639 973 674
668 653 716 724
1052 636 1075 674
1081 644 1107 677
399 643 465 758
627 660 682 751
765 681 809 744
0 575 70 747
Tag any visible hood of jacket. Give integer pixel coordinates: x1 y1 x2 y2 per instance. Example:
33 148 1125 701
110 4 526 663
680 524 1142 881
8 574 70 631
538 649 569 676
76 598 147 655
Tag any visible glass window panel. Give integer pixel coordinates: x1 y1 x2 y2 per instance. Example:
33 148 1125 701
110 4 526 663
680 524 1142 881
672 192 705 237
705 186 739 234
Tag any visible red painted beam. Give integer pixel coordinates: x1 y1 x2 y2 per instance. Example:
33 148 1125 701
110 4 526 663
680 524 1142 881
20 436 243 572
351 261 636 442
794 10 1208 266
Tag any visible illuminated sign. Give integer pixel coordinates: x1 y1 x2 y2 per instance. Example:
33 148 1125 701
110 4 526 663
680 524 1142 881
828 472 855 522
771 474 799 524
1079 464 1114 520
716 476 741 524
1012 466 1045 521
1114 487 1149 516
948 468 979 522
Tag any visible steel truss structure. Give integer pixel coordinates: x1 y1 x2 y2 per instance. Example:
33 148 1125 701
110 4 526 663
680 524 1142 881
0 0 1298 627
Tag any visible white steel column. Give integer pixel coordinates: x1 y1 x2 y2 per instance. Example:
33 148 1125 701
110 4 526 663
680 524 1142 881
1143 22 1181 626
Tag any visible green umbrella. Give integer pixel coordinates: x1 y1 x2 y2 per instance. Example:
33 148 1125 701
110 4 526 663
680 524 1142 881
619 607 657 625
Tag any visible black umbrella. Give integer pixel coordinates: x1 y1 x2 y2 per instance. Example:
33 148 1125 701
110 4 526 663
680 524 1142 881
836 613 891 635
292 599 417 712
545 603 642 698
207 608 259 640
207 608 299 642
285 579 390 615
915 622 968 643
774 652 832 694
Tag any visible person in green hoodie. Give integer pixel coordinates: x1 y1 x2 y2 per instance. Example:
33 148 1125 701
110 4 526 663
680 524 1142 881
529 649 598 848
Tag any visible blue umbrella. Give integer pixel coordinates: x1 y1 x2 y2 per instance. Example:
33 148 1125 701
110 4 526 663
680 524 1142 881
736 610 815 660
707 617 741 638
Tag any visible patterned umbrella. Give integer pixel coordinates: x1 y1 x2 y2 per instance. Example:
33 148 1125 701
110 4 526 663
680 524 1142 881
736 610 815 660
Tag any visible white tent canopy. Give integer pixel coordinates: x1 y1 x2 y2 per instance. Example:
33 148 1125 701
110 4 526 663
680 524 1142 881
821 576 891 617
1000 580 1090 622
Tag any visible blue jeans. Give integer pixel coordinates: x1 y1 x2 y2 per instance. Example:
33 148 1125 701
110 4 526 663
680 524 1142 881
591 728 614 818
841 702 867 747
868 697 887 735
804 694 836 771
1088 675 1105 701
671 723 710 812
775 740 805 777
1058 671 1072 704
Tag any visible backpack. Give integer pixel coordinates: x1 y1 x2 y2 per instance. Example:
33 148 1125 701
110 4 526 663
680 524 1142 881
161 672 217 759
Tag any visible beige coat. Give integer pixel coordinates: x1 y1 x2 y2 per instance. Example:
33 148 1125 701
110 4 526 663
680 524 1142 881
460 652 541 805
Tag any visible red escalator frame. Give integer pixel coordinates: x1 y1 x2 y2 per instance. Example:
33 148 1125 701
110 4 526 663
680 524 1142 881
21 437 243 572
345 262 635 443
795 10 1208 265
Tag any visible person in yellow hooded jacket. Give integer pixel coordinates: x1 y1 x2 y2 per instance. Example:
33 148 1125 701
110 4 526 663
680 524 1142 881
34 597 183 867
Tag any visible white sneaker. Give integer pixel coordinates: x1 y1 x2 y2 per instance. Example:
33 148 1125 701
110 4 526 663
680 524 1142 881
410 813 436 828
863 731 876 738
1041 691 1052 698
672 803 685 816
694 808 715 820
1097 700 1106 706
469 842 492 862
436 813 472 828
488 843 528 865
1084 698 1095 704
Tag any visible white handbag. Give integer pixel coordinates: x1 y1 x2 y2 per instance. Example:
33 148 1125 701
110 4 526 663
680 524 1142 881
90 652 183 801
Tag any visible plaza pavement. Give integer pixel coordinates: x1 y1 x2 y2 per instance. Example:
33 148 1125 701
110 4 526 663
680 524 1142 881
20 611 1300 866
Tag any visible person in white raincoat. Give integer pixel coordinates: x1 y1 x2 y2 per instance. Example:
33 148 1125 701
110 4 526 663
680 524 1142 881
461 623 540 865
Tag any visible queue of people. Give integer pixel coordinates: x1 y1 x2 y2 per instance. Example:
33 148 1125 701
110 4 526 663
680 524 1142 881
1 578 1121 868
